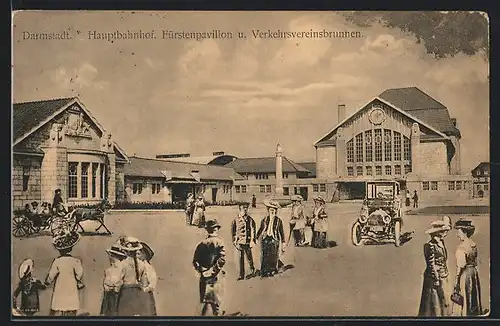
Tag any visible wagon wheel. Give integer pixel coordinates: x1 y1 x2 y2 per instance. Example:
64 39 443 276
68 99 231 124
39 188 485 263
12 216 27 237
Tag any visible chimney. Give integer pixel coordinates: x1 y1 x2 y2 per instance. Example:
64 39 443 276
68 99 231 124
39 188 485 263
213 151 225 156
451 118 457 127
338 104 346 122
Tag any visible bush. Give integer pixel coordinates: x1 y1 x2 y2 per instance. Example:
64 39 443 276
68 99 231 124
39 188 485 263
112 201 185 210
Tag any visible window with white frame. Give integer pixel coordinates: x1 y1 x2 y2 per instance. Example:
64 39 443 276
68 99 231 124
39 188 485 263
81 163 89 198
347 167 354 176
484 184 489 191
260 185 265 193
366 166 373 176
347 139 354 163
393 132 402 161
133 183 143 194
235 185 241 193
313 184 319 192
320 184 326 192
365 130 373 162
68 162 78 198
265 185 272 193
384 129 392 161
256 173 269 180
374 129 383 162
92 163 98 198
423 181 430 191
385 165 392 175
431 181 438 191
152 183 161 194
394 165 401 175
375 166 382 176
356 166 363 176
448 181 455 191
456 181 462 190
283 173 289 179
355 133 363 162
241 185 247 193
403 137 411 161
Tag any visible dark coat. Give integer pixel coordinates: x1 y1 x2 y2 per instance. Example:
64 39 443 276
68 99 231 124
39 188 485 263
231 215 257 245
13 277 46 313
256 215 285 243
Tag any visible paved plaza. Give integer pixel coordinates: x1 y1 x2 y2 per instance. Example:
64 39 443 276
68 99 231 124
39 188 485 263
12 202 490 317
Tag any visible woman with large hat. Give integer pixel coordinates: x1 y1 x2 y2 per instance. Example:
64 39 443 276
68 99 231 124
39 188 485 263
289 195 306 246
137 241 158 316
115 236 153 316
312 195 329 249
452 218 484 316
100 245 127 316
418 220 452 316
45 230 84 316
256 199 286 277
192 219 227 316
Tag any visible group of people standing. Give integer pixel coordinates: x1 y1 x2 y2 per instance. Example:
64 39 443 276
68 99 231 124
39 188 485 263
185 193 206 228
418 216 485 317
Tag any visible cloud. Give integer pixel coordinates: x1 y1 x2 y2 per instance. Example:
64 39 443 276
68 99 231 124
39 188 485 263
51 62 108 91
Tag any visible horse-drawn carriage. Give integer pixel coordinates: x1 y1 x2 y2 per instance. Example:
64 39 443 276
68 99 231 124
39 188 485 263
12 200 112 237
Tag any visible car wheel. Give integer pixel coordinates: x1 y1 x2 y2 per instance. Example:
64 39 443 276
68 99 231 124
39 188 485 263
394 220 401 247
351 222 363 246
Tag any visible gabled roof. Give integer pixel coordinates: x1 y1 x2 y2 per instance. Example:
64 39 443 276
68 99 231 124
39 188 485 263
471 162 490 174
378 87 460 136
13 97 129 162
124 156 244 181
163 154 237 165
13 98 75 143
314 89 452 146
297 162 316 177
225 157 310 174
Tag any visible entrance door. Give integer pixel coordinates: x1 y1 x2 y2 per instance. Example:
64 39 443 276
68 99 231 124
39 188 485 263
300 187 308 201
212 187 218 204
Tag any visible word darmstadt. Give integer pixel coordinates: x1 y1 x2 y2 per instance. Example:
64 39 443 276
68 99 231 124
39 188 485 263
22 31 72 40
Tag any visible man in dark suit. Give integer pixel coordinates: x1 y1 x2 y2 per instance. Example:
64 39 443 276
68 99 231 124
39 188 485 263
231 201 257 280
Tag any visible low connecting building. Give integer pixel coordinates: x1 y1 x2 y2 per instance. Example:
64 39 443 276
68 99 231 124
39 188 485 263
12 87 479 209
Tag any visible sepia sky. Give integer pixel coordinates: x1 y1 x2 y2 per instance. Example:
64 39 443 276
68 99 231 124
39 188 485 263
12 11 489 173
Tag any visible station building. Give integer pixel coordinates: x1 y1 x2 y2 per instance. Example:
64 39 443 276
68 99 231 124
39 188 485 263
314 87 472 201
12 97 129 209
471 162 490 198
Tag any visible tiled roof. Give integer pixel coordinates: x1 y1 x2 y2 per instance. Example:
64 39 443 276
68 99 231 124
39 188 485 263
124 156 244 181
297 162 316 177
13 98 76 142
163 155 237 165
378 87 460 136
225 157 310 174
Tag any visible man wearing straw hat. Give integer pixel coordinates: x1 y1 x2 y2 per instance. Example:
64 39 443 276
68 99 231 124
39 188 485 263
418 220 452 317
231 201 257 281
45 230 84 316
192 219 227 316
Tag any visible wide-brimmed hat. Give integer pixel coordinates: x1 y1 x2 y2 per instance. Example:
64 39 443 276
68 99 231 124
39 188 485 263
31 201 38 206
105 244 127 258
425 220 450 234
18 258 34 279
117 236 143 252
292 195 303 202
139 242 155 261
52 230 80 250
454 218 475 231
238 201 250 207
443 216 452 228
204 219 221 230
313 195 325 203
263 199 280 209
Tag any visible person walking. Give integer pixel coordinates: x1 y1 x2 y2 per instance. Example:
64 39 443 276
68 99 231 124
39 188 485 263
45 230 85 316
256 199 286 277
12 259 47 316
451 218 484 316
251 194 257 208
231 201 257 281
413 190 419 208
185 193 195 225
192 219 227 316
52 189 65 214
289 195 306 246
192 195 206 228
312 195 329 249
418 220 452 317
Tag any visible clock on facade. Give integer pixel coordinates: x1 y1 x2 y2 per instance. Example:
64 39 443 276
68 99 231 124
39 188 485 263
369 107 386 125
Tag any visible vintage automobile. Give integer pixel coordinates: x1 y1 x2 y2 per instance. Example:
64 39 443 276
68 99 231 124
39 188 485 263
351 180 403 247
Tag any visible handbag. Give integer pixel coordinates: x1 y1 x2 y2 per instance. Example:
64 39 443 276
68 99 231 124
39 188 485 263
450 291 464 306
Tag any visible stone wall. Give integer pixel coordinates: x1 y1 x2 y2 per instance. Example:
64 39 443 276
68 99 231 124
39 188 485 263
12 155 42 209
316 146 336 179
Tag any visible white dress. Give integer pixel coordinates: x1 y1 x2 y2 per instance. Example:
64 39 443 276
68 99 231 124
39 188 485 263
46 255 84 311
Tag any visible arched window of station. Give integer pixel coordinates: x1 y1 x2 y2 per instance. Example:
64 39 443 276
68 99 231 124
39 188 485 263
346 129 412 177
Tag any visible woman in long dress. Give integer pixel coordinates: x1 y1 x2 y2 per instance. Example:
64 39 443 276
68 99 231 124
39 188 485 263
192 196 206 228
115 236 155 316
418 220 452 317
452 218 484 316
45 231 84 316
312 195 329 249
256 199 285 277
100 245 127 316
137 241 158 316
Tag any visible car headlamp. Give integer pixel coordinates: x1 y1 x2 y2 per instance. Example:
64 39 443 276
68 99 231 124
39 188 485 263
382 214 391 224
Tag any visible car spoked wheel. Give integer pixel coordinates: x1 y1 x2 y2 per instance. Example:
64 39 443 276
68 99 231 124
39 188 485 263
351 222 363 246
394 220 401 247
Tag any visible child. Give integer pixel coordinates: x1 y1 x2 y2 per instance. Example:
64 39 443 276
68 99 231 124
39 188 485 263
137 242 157 316
12 258 46 316
100 245 127 316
